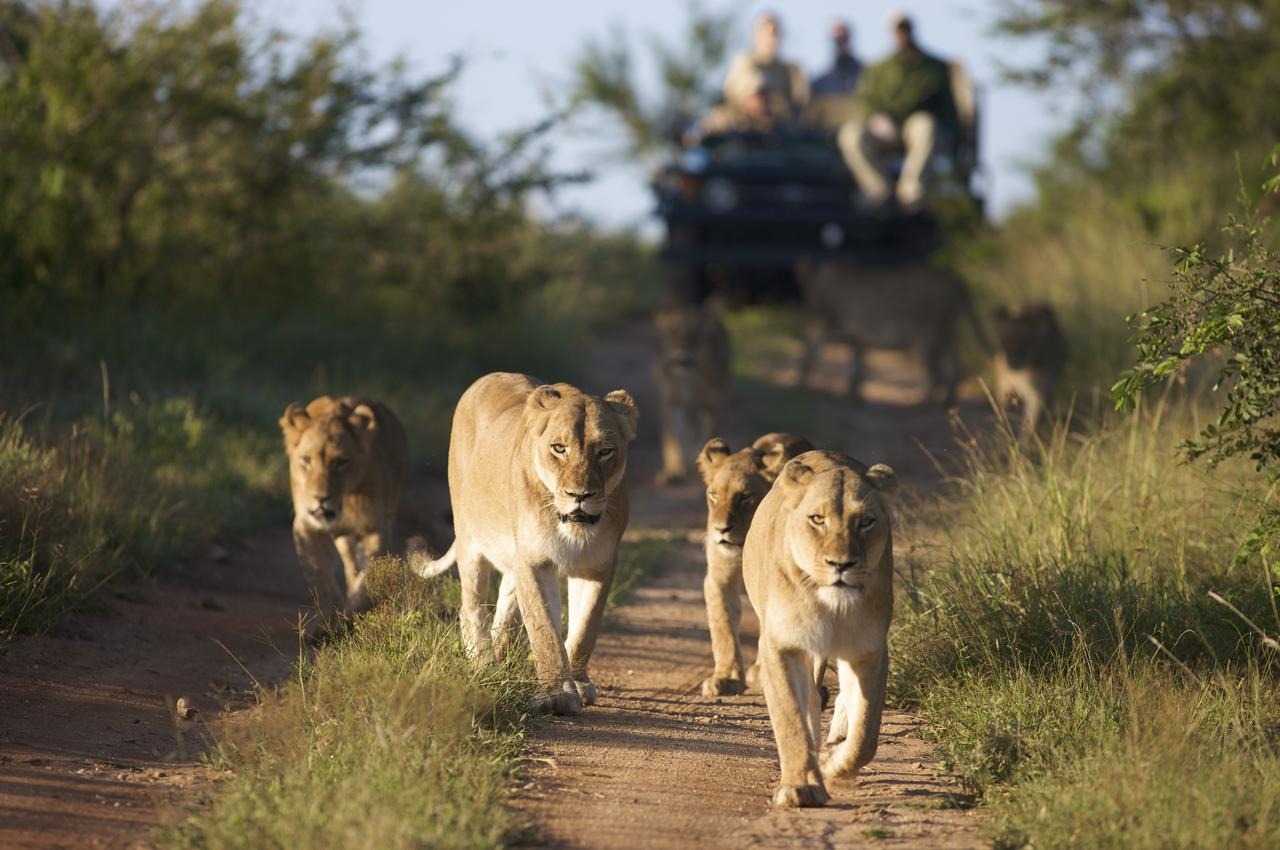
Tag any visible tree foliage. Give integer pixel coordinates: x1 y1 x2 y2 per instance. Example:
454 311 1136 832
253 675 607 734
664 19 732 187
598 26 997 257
569 1 739 158
1114 147 1280 550
995 0 1280 206
0 0 589 324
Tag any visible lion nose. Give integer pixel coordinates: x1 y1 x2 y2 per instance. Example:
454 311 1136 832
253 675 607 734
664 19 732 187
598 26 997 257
825 557 858 571
564 489 596 502
715 522 733 534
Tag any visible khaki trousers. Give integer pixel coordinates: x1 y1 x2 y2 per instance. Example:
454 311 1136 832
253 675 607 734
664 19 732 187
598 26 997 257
837 111 937 205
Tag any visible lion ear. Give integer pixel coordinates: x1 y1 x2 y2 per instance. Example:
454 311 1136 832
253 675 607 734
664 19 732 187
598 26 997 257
755 442 792 483
865 463 898 495
279 402 309 452
347 403 378 447
605 389 639 443
779 457 815 491
527 385 563 412
697 438 731 484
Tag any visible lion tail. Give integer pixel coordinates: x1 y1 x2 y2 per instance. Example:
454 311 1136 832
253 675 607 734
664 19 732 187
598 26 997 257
409 539 457 579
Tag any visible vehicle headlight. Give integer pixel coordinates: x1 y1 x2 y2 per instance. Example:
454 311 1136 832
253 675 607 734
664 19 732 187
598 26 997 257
681 148 711 174
703 178 738 213
820 223 845 249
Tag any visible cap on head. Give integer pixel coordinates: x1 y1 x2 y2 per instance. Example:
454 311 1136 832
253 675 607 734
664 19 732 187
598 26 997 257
887 10 913 33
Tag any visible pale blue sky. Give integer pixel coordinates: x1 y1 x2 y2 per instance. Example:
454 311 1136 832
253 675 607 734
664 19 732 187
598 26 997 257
264 1 1071 227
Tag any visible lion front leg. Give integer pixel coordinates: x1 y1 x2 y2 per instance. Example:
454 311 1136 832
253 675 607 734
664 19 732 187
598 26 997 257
292 524 344 635
760 639 828 808
823 647 887 781
334 534 372 614
701 555 746 696
565 565 615 706
516 561 581 716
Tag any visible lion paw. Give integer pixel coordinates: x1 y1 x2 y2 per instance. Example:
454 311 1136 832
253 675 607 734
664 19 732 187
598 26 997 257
575 680 598 706
535 687 583 717
772 784 829 808
700 675 747 697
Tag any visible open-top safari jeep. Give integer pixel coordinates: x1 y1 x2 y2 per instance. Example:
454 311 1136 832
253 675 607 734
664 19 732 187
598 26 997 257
653 62 982 303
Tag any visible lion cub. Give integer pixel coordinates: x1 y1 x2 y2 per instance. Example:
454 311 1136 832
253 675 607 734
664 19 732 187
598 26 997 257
743 451 897 807
654 302 731 485
280 396 409 629
697 432 813 696
993 303 1067 436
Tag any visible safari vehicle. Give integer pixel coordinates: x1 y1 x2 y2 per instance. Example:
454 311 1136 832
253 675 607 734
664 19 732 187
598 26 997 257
653 62 981 302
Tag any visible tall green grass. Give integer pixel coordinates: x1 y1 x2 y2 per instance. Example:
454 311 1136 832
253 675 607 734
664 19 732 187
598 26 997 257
893 403 1280 848
0 403 282 639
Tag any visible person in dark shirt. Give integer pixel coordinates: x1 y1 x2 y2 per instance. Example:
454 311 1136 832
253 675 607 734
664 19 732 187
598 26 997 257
837 13 958 210
810 19 862 97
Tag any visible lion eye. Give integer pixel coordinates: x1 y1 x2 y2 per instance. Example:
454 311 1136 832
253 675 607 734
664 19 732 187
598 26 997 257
551 443 568 457
300 456 312 468
741 495 757 506
809 514 826 526
598 447 615 460
858 516 877 530
334 458 350 471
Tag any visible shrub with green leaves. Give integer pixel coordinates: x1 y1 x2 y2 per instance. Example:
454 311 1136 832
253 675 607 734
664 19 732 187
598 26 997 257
1115 146 1280 557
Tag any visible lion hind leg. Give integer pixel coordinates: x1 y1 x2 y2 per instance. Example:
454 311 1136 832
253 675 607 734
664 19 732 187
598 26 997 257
490 570 523 663
457 549 495 663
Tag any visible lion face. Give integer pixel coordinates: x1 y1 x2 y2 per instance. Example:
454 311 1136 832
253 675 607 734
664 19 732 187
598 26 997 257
655 304 709 378
280 398 377 532
525 384 639 541
778 452 896 596
698 436 797 550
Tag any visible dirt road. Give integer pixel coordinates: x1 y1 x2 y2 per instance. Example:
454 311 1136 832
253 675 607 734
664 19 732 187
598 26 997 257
0 529 306 849
513 320 985 849
0 316 987 849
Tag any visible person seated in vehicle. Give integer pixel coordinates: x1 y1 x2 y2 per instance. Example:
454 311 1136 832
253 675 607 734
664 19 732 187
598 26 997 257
804 18 864 130
723 12 808 123
693 71 779 139
837 12 959 211
811 19 862 96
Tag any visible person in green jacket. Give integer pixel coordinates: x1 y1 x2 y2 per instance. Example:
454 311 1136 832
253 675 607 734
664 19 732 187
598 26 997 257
838 13 959 211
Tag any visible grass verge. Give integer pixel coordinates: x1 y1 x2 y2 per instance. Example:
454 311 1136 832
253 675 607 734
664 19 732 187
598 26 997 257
893 400 1280 848
164 536 680 849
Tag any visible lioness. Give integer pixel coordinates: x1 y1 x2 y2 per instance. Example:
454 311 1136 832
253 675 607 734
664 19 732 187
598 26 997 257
654 302 731 485
280 396 409 628
798 260 988 405
413 373 638 716
743 450 897 807
993 303 1067 436
697 432 813 696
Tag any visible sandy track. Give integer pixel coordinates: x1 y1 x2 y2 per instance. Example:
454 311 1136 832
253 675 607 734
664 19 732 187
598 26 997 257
0 480 449 850
514 534 982 849
0 528 307 849
512 318 987 849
